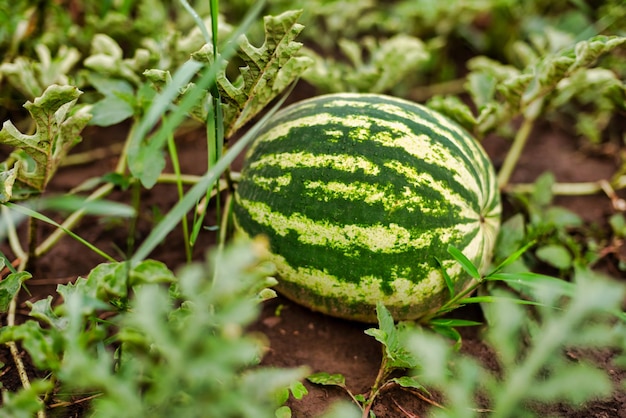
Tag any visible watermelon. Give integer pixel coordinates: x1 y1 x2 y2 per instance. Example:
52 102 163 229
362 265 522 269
233 93 501 322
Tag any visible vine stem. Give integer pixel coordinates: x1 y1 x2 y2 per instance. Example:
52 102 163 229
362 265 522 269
497 116 536 190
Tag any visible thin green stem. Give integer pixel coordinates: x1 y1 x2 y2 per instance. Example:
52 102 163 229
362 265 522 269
497 116 536 190
166 127 192 263
2 205 27 261
157 171 240 186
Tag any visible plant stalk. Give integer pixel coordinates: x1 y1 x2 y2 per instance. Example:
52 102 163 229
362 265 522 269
497 116 536 190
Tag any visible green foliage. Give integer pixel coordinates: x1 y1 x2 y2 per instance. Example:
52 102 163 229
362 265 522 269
192 9 313 137
303 34 429 94
403 267 624 418
0 85 91 201
1 2 625 417
0 238 307 417
0 45 81 100
307 246 625 416
441 35 626 137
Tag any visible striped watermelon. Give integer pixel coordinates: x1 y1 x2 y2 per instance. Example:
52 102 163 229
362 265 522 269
233 93 501 322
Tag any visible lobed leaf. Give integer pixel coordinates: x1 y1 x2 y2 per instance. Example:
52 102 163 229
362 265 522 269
0 85 91 198
202 10 313 137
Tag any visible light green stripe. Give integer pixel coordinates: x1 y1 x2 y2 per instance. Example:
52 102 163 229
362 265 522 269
267 249 464 307
383 160 477 220
364 118 483 198
255 109 485 200
239 198 477 253
250 173 292 192
304 179 439 214
248 151 381 176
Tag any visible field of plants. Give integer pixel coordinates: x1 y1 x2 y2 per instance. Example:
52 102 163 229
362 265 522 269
0 1 625 417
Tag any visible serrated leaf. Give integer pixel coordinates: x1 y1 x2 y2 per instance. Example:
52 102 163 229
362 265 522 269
426 95 477 132
210 10 313 137
0 44 80 99
0 85 91 196
366 303 417 369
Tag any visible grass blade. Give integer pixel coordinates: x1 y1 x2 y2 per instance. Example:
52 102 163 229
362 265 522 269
5 203 116 262
130 84 294 265
448 245 480 279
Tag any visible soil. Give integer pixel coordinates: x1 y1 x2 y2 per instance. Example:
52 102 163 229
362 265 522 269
1 82 625 417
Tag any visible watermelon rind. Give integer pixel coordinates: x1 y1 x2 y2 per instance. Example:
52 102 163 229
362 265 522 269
233 93 501 322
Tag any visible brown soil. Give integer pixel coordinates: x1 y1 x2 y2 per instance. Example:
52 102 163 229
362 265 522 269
1 87 625 417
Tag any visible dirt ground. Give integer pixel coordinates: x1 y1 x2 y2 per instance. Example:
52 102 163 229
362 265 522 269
1 82 625 417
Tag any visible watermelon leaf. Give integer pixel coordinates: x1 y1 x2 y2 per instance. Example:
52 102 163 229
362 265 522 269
0 85 91 200
0 44 80 99
201 10 313 137
303 34 429 95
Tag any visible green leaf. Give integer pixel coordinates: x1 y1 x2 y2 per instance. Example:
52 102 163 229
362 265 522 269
0 44 80 99
205 10 313 137
129 259 176 285
391 375 427 391
447 245 481 279
429 318 482 327
289 381 308 400
0 85 91 195
275 406 292 418
27 296 68 330
0 271 31 313
466 71 497 110
0 164 19 203
84 34 154 85
536 244 573 270
303 34 428 95
307 372 346 387
365 302 417 369
430 325 463 350
426 95 477 132
435 256 455 298
531 171 555 208
487 271 576 303
489 239 535 276
0 379 51 417
89 94 135 126
39 195 135 218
